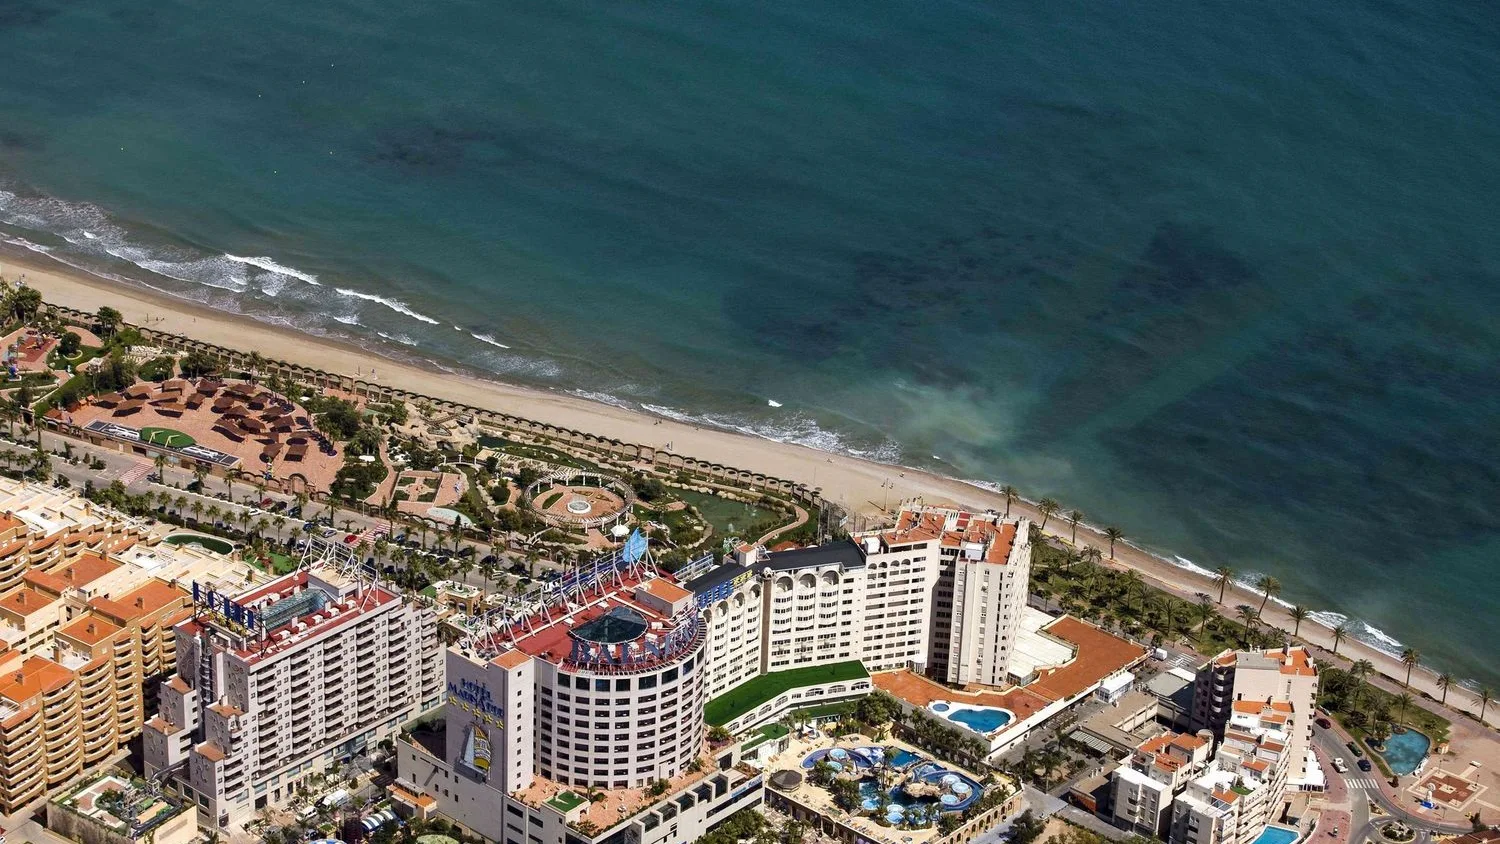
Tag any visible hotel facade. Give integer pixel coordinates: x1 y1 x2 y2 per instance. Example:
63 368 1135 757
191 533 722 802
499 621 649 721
145 549 443 830
398 506 1036 844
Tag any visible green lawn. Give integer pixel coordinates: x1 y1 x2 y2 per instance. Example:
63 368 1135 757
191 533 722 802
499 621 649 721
546 791 586 813
704 660 868 726
140 426 196 448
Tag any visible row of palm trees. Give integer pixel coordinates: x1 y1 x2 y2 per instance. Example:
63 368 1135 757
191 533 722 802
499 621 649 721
1013 488 1125 558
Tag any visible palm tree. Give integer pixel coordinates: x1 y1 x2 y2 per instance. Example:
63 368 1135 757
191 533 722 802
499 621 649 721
1400 648 1421 688
8 286 41 322
1037 498 1059 531
1214 566 1235 604
1331 622 1348 655
1235 605 1260 645
1121 569 1146 615
1436 673 1454 706
1103 526 1124 559
174 495 187 517
1480 688 1494 724
1255 575 1280 615
272 515 287 542
1000 485 1018 517
1395 692 1414 725
1195 594 1216 633
190 500 203 523
95 306 123 338
1067 511 1083 544
1288 605 1310 638
1351 659 1375 711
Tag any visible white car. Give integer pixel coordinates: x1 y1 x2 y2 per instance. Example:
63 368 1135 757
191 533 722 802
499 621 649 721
1332 758 1348 774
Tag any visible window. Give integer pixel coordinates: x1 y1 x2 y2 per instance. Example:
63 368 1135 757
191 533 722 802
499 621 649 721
595 679 610 692
639 675 657 690
615 678 630 691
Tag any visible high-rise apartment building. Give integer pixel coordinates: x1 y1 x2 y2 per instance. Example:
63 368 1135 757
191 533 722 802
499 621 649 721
1168 700 1296 844
145 555 442 830
1191 646 1318 786
1110 731 1213 838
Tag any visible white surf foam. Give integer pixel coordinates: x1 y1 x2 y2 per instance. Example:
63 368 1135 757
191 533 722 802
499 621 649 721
376 331 419 347
639 402 899 461
334 287 439 324
226 255 320 285
768 399 783 408
471 332 510 349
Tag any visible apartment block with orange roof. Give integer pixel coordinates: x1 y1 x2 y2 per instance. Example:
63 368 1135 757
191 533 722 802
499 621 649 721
1168 699 1297 844
1191 645 1318 786
1111 730 1214 837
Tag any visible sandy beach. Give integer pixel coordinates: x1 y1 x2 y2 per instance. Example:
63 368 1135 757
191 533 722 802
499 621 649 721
4 250 1496 731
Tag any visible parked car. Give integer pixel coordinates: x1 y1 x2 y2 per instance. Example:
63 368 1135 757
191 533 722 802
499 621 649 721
1332 758 1348 774
287 505 302 518
1316 717 1332 729
344 534 360 544
1357 759 1372 772
1346 741 1364 757
321 528 338 538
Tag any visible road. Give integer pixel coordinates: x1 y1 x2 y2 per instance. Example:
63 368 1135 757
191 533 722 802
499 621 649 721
1311 724 1470 844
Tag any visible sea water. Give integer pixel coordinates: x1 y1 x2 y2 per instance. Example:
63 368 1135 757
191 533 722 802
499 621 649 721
0 0 1498 682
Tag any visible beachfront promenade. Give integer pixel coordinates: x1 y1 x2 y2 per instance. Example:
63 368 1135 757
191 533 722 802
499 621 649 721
15 270 1500 740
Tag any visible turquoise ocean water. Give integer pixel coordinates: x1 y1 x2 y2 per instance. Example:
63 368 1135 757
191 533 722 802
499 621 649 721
1 0 1498 682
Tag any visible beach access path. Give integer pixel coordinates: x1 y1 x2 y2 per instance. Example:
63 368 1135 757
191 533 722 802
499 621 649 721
6 252 1498 736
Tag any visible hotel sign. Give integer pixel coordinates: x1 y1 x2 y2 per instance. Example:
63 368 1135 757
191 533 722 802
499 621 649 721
192 581 258 630
447 678 505 727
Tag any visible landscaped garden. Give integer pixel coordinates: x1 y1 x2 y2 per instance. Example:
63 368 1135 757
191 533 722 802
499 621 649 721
704 660 868 726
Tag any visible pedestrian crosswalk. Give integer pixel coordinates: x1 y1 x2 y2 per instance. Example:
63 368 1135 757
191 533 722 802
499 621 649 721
1347 777 1381 790
117 463 153 486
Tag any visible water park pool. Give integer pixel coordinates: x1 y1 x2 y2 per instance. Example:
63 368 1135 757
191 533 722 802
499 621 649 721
1379 728 1432 775
800 748 982 813
164 533 235 555
856 762 982 813
929 700 1014 734
1252 826 1300 844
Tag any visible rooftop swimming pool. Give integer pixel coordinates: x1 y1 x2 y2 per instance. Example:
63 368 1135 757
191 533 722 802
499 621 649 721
799 747 982 813
1252 826 1299 844
164 533 235 555
1379 729 1432 775
928 700 1014 734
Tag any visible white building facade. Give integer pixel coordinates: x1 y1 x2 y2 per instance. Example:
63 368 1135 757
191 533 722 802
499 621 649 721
144 567 443 829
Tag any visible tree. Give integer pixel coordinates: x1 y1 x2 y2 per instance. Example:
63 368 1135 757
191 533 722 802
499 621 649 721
1395 692 1414 724
1067 510 1083 544
1214 566 1235 604
1436 673 1454 706
58 331 81 357
1481 688 1493 724
1103 526 1124 559
1235 605 1260 644
1010 810 1046 844
8 286 41 322
1350 659 1375 711
1000 485 1018 517
1036 498 1060 531
1195 594 1216 633
1400 648 1421 688
1331 622 1348 655
1289 605 1309 638
1255 574 1280 615
95 306 123 338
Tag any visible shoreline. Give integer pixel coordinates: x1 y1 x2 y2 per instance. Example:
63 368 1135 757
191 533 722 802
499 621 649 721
3 249 1495 727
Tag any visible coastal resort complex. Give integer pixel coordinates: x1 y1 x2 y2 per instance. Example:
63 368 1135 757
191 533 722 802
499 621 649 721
394 505 1150 844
